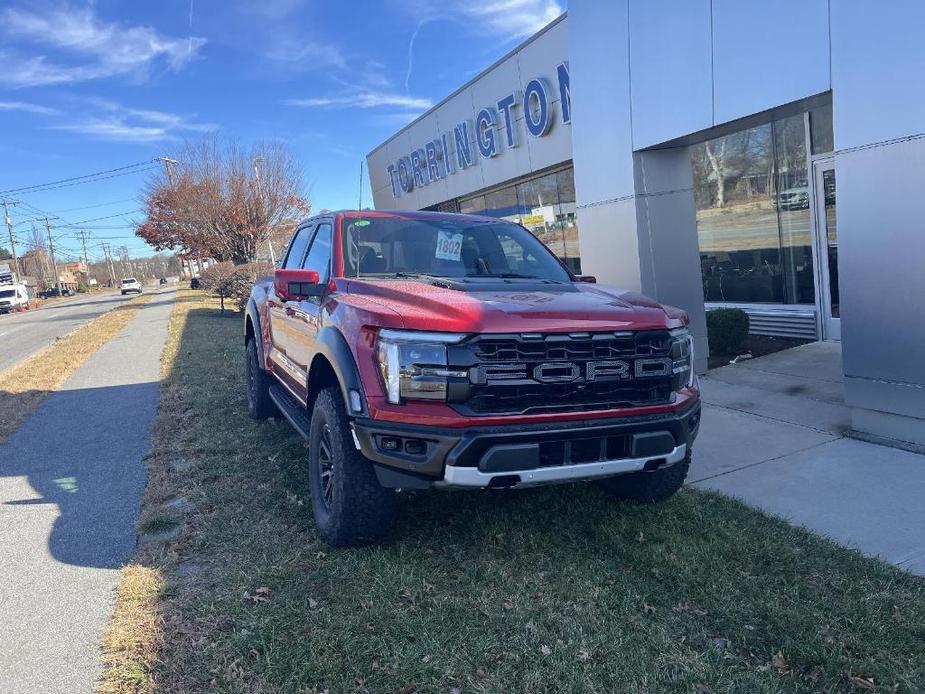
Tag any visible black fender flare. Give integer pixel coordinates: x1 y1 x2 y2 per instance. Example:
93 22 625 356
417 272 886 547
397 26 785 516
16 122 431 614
245 298 265 366
310 326 368 417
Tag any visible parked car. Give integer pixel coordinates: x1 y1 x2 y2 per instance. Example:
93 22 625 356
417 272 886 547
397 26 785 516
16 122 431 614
245 210 700 546
190 277 202 289
39 287 60 299
775 185 810 210
0 284 30 313
120 277 142 295
159 277 168 285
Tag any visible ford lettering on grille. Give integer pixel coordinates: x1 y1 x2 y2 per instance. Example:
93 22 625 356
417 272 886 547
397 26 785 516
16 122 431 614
475 358 672 384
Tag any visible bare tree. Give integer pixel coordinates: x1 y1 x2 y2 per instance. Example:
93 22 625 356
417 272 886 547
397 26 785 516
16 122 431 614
137 138 310 264
705 139 728 208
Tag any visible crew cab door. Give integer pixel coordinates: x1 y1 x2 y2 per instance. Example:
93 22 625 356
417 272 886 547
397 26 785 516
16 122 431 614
267 222 315 390
285 222 333 377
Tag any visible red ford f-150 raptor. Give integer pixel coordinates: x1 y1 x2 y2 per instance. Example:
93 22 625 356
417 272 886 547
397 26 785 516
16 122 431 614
245 210 700 546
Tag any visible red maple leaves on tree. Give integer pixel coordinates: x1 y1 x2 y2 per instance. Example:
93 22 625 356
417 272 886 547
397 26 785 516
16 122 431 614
137 139 311 265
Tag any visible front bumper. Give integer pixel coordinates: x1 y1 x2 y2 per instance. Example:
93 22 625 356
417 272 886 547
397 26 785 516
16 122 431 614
352 401 701 490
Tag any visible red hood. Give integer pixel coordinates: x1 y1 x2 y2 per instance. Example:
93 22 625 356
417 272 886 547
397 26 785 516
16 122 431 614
337 278 686 333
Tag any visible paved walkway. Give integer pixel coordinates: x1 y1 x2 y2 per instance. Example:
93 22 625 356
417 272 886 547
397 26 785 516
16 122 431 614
0 290 135 374
0 289 175 694
690 341 925 575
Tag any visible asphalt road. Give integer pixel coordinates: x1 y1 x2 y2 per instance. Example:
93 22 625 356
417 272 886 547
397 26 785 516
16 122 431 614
0 288 175 693
0 290 142 375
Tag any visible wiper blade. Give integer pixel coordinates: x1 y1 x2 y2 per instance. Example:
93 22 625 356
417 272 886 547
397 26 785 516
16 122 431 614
389 271 447 279
468 273 562 281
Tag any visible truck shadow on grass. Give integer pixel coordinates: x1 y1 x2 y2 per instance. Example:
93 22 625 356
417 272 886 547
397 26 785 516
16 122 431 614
112 300 925 694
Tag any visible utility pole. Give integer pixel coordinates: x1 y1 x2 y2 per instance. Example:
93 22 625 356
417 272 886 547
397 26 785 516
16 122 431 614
358 160 364 210
101 243 116 286
32 222 49 282
75 230 91 287
157 156 179 185
44 217 59 291
2 198 22 279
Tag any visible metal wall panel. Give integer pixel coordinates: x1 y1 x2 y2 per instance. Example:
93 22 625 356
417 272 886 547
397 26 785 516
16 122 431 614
572 197 641 291
628 0 713 149
569 1 635 205
634 148 709 373
836 137 925 389
831 1 925 149
712 0 830 125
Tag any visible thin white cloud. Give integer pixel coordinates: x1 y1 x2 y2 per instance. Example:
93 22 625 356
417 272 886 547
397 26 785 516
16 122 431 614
402 0 563 89
52 100 216 143
457 0 563 37
286 92 433 110
0 6 206 88
0 100 59 116
266 39 347 71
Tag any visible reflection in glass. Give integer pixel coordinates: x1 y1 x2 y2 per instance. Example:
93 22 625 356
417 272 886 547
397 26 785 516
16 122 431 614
821 168 838 317
691 115 815 305
457 167 582 273
458 195 485 215
810 104 834 155
773 115 814 304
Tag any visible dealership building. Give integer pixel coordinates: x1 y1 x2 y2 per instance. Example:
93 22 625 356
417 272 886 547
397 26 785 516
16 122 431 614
367 2 925 447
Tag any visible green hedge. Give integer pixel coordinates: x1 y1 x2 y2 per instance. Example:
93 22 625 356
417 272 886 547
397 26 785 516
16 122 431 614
706 308 750 355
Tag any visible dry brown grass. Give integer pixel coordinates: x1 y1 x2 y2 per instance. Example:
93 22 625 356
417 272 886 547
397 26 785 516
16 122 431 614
0 292 154 445
97 290 209 694
97 290 925 694
97 566 166 694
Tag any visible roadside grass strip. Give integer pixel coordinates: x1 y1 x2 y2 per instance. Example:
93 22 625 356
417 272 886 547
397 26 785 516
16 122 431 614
0 292 154 445
102 290 925 693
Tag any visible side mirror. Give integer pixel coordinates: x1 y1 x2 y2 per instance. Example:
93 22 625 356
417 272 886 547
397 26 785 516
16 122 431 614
274 268 323 300
576 275 597 283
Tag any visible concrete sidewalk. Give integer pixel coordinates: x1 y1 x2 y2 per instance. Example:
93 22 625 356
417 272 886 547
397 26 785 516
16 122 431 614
0 289 175 694
689 341 925 575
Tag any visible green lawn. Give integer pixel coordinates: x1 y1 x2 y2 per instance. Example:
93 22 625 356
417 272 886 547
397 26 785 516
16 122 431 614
103 291 925 693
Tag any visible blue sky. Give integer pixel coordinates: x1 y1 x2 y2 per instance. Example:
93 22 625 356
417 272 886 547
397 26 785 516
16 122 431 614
0 0 564 262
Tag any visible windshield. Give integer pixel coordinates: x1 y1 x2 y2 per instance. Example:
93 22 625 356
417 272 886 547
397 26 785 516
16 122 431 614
342 216 572 282
0 289 15 298
122 278 137 284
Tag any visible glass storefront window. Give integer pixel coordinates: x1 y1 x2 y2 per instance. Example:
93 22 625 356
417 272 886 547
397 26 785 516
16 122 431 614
691 114 815 305
458 195 485 215
457 166 582 273
773 115 814 304
810 103 834 155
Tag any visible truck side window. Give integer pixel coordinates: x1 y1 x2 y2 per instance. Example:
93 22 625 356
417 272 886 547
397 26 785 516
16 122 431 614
302 223 332 283
283 224 315 269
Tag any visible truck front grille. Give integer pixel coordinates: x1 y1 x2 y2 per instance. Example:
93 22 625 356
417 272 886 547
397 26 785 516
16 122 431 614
450 331 676 416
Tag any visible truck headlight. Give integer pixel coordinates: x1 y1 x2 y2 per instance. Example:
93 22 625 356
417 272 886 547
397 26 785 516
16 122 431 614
376 329 469 404
669 327 694 390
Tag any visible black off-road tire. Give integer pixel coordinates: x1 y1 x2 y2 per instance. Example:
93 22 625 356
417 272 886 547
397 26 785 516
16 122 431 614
599 451 691 503
307 387 397 546
246 338 278 419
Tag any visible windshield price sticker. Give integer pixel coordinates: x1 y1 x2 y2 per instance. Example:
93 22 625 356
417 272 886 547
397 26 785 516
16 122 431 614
435 231 464 261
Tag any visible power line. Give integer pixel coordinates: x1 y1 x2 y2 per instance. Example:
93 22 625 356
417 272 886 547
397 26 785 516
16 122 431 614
0 160 156 196
50 197 138 214
5 166 159 196
55 209 143 227
15 199 74 226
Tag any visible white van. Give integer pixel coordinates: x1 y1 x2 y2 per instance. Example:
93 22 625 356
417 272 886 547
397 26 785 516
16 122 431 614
0 284 30 314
